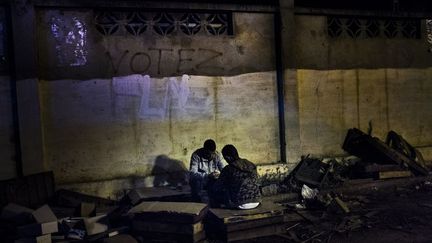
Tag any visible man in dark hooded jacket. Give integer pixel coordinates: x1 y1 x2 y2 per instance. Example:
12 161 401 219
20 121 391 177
209 144 261 209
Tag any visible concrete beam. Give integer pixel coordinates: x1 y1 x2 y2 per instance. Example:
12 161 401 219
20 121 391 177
10 0 45 175
279 0 301 163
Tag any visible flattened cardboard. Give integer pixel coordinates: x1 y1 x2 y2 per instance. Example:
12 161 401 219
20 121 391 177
80 202 96 217
103 234 138 243
33 205 57 223
15 234 51 243
17 221 58 237
129 201 208 223
1 203 34 225
132 220 204 234
83 214 109 235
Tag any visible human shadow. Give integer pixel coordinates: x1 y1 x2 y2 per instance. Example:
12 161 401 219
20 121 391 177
151 155 188 187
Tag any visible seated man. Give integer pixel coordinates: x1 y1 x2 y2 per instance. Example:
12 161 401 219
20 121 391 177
189 139 224 202
210 144 261 209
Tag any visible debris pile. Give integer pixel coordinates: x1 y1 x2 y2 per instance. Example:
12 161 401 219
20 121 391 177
277 179 432 243
129 201 208 243
273 128 432 242
0 128 430 242
281 128 430 195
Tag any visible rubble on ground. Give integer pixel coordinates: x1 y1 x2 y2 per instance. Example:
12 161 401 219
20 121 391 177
0 128 430 242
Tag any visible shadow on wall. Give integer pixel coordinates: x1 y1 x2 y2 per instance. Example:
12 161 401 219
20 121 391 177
151 155 188 187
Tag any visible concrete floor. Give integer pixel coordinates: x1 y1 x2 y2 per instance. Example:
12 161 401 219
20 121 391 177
235 180 432 243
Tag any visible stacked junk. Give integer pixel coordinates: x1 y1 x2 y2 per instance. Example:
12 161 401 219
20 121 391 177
276 128 431 242
280 128 429 209
0 128 430 243
0 175 210 243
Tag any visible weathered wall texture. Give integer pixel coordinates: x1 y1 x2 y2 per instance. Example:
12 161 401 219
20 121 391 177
35 9 280 191
297 68 432 159
28 10 432 199
37 10 275 79
295 16 432 160
294 15 432 69
0 76 16 180
41 72 279 185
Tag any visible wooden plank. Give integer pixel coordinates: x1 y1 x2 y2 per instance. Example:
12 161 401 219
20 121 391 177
209 201 286 224
327 175 432 195
226 223 287 242
129 201 208 224
379 170 412 179
134 230 205 243
342 128 429 175
0 171 55 208
102 234 138 243
206 215 285 233
54 189 116 208
126 186 191 205
283 212 304 223
225 215 284 232
132 220 204 234
364 164 403 173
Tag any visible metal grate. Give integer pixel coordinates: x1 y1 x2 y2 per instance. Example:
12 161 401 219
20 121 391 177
94 11 234 37
328 16 421 39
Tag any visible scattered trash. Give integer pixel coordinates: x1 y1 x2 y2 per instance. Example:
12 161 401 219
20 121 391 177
301 185 319 200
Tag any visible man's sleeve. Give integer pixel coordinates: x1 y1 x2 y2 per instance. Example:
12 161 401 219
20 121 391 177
215 153 225 171
189 153 206 180
214 166 230 189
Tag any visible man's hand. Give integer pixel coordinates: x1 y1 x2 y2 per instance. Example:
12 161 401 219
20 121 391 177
210 171 220 179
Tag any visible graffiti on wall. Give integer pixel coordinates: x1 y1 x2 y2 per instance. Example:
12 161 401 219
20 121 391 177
112 74 191 119
106 48 223 75
50 13 88 67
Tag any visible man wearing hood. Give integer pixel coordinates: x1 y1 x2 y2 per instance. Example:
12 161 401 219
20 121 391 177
189 139 225 202
210 144 261 209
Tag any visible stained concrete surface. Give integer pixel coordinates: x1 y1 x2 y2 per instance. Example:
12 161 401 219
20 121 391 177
40 72 280 187
42 67 432 198
2 8 431 200
234 180 432 243
36 10 276 79
297 68 432 160
0 76 16 180
294 15 432 69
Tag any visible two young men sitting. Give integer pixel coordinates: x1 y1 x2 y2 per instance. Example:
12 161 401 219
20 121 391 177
189 139 261 210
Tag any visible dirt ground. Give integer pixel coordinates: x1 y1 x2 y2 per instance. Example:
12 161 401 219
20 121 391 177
237 180 432 243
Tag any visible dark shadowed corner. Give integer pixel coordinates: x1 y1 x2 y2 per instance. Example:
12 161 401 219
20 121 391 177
152 155 189 187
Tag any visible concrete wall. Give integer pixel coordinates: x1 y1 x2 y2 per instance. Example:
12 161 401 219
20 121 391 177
41 72 280 185
35 10 280 190
294 15 432 160
3 5 432 199
0 76 16 180
37 10 275 79
297 68 432 158
294 15 432 69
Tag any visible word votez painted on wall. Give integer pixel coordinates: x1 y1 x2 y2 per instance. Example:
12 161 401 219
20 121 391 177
106 48 224 76
38 10 275 79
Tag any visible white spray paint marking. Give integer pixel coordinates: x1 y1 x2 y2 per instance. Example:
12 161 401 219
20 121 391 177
113 74 190 119
112 74 142 96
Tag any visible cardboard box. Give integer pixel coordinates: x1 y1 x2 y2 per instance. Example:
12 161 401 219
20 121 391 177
80 202 96 217
17 205 59 237
83 215 109 235
32 205 57 223
15 233 51 243
102 234 138 243
128 201 208 224
17 221 58 237
1 203 34 224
